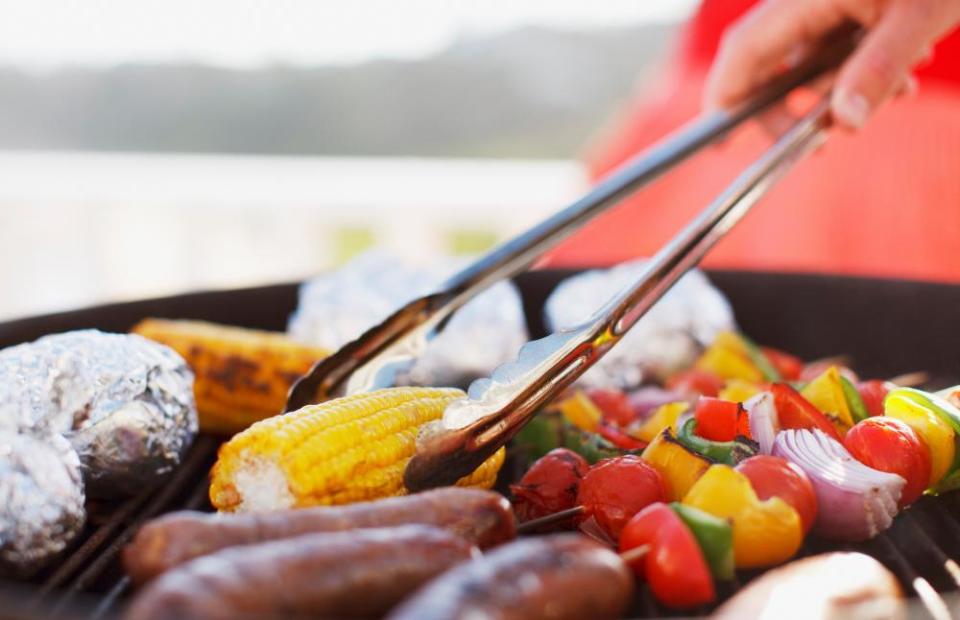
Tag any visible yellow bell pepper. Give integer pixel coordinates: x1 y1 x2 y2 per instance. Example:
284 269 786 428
634 401 688 442
695 332 763 383
641 428 712 501
885 389 956 486
683 465 803 569
555 390 602 433
801 366 854 435
718 379 761 404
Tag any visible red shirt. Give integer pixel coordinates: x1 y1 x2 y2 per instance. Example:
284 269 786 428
547 1 960 282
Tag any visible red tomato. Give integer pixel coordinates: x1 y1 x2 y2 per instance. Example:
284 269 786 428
771 383 842 441
844 418 931 506
510 448 589 527
735 455 818 534
619 502 715 608
596 423 647 450
576 455 666 542
694 397 741 442
857 380 890 417
587 388 636 426
666 369 724 397
761 346 804 381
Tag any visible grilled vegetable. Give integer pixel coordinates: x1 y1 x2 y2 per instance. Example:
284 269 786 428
735 455 818 534
884 388 956 487
670 502 734 581
132 319 329 434
209 387 504 511
634 402 688 442
619 502 716 609
576 455 666 542
683 465 803 568
677 418 757 465
771 383 841 440
641 428 712 501
844 417 931 506
694 397 742 442
801 366 855 435
773 429 903 541
694 331 764 383
510 448 588 528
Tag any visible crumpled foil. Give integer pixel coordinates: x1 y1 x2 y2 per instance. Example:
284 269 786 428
0 430 85 577
288 251 528 388
0 330 198 497
544 260 736 388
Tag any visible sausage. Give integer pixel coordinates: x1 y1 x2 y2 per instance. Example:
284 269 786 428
123 487 514 584
124 525 477 620
711 552 904 619
386 533 633 620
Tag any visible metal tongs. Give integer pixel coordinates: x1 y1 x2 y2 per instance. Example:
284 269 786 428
286 27 861 490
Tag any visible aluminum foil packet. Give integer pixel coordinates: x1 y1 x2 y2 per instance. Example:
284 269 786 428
544 260 736 388
0 430 85 577
288 251 528 388
0 330 198 497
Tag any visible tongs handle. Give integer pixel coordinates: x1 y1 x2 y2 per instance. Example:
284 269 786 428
404 98 834 491
286 26 859 410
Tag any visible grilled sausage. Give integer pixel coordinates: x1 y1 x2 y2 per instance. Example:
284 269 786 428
712 552 904 619
124 525 477 620
123 487 514 584
386 533 633 620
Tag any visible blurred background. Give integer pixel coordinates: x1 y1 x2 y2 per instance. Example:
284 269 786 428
0 0 695 321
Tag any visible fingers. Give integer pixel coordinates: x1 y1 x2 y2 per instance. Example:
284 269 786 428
830 0 956 129
704 0 846 110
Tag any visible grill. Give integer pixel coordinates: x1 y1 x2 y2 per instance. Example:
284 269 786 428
1 270 959 619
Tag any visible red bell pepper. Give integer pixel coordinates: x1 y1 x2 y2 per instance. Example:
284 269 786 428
666 368 724 397
619 502 715 608
586 388 637 426
771 383 842 441
596 422 647 451
694 397 741 442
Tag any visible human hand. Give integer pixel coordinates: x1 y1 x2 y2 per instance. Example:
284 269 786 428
705 0 960 130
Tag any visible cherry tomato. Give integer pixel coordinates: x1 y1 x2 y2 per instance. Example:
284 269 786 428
735 455 818 534
760 346 804 381
586 388 636 427
666 369 724 397
694 397 741 442
844 417 931 506
510 448 589 527
619 502 715 608
771 383 842 441
857 380 890 417
576 455 666 542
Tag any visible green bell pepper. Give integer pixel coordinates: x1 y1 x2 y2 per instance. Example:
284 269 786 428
670 502 735 581
677 417 757 466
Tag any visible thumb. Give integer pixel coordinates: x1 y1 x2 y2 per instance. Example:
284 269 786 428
831 0 952 129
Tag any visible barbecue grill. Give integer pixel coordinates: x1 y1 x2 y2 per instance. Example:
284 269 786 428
1 269 959 619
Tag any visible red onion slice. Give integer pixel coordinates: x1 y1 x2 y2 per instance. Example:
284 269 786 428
745 391 779 454
773 429 905 541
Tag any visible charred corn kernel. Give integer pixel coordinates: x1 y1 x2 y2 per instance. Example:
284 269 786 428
132 319 329 434
209 387 504 511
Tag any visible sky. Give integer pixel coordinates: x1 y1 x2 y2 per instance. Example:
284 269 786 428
0 0 697 69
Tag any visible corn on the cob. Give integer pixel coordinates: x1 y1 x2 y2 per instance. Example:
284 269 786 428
132 319 329 435
209 387 505 512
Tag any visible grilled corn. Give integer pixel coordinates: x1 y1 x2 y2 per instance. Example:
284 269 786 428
132 319 329 435
209 387 504 511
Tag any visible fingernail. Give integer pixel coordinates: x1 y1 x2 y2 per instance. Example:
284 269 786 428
832 89 870 129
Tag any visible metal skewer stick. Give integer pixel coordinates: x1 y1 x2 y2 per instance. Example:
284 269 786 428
404 98 834 491
284 28 859 411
